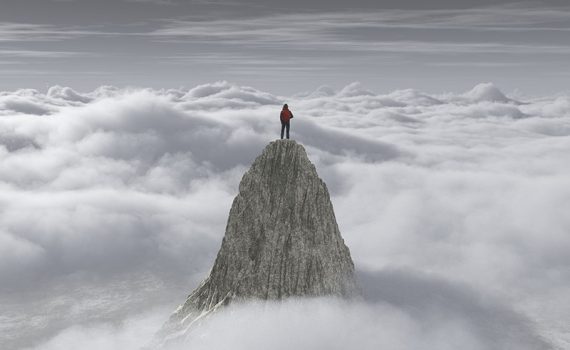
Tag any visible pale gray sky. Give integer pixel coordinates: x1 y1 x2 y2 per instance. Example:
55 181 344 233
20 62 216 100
1 0 570 95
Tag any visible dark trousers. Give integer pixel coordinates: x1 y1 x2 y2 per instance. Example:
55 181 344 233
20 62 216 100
281 121 290 139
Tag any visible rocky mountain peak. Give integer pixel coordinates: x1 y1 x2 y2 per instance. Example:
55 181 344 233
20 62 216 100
158 140 357 343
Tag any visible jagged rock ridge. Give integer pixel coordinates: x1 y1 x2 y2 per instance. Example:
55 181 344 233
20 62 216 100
160 140 357 340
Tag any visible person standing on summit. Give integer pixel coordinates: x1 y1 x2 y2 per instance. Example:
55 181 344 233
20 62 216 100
280 103 294 139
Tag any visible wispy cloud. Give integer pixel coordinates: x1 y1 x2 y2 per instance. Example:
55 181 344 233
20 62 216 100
426 61 534 67
123 0 177 4
0 49 88 58
149 5 570 38
0 22 127 42
2 5 570 65
147 6 570 55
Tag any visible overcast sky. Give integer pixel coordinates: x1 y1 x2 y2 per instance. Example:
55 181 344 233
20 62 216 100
1 0 570 95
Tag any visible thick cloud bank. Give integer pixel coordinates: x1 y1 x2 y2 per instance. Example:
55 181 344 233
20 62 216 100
1 81 569 349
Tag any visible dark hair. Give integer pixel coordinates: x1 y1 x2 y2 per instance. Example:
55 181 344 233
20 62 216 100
283 103 288 109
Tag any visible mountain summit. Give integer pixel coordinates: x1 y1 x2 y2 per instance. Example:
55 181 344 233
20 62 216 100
159 140 357 342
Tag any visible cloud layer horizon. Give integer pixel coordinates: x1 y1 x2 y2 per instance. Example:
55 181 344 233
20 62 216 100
1 81 569 349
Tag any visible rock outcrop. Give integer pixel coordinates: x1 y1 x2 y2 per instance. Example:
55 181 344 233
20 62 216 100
158 140 357 343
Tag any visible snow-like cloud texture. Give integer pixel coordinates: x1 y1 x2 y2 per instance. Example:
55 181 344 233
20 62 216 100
1 81 569 349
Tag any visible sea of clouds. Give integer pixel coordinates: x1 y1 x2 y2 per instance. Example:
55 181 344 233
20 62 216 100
1 81 569 349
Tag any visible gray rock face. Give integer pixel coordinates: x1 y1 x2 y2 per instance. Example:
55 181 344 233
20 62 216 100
160 140 357 341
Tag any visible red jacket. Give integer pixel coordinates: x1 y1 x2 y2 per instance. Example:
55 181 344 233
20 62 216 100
280 108 293 123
